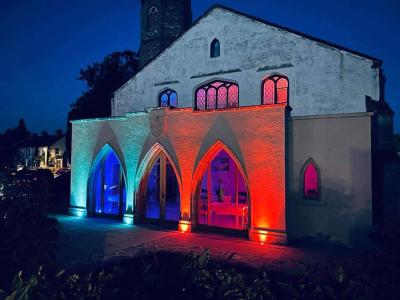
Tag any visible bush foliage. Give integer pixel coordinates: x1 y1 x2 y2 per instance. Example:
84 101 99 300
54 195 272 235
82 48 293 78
0 172 59 291
2 242 400 300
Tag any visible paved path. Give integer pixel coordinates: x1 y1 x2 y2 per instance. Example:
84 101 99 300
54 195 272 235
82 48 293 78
54 214 352 271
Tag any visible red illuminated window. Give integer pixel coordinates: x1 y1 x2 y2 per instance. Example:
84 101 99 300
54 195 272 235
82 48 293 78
262 75 289 105
195 80 239 110
159 89 178 108
303 159 319 200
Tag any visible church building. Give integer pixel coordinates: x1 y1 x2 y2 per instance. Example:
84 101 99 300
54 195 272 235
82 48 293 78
69 0 398 245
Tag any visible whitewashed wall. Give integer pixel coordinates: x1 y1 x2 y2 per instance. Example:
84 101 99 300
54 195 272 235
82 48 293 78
113 7 380 117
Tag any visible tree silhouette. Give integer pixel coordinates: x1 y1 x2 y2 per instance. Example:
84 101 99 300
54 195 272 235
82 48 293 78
0 119 31 169
66 51 139 158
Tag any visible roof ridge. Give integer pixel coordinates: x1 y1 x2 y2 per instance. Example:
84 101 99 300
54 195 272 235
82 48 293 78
114 3 382 95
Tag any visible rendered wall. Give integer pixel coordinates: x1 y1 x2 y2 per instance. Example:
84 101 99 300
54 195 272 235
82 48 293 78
70 105 287 242
113 7 379 118
287 113 373 246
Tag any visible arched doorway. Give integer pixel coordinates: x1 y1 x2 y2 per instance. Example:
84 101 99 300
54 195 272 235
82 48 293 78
195 148 249 231
88 146 126 218
138 151 181 223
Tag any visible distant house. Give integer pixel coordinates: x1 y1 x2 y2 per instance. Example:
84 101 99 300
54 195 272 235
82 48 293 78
17 135 68 171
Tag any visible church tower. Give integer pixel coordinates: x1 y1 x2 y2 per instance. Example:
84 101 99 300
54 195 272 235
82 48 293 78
139 0 192 67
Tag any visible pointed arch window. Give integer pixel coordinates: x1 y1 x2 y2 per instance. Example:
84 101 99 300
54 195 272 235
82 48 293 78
262 75 289 105
195 80 238 110
210 39 220 58
89 147 126 217
303 159 320 200
159 89 178 108
147 6 159 31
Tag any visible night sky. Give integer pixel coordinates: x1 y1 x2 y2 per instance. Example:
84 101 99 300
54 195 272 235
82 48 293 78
1 0 399 133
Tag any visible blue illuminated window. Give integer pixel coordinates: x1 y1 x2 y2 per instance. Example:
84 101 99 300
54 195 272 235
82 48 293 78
92 149 126 217
159 89 178 108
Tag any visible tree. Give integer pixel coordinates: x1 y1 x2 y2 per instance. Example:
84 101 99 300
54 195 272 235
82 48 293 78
55 129 63 137
0 119 31 170
17 118 28 135
66 51 139 158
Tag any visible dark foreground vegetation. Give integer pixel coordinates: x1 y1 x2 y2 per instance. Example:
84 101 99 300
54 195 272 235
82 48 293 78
1 171 400 299
2 240 400 300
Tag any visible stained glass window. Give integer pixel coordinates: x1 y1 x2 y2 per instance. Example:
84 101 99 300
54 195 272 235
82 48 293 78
217 87 227 109
196 89 206 110
228 85 239 108
262 75 289 105
210 39 220 58
159 89 178 108
195 80 239 110
207 88 217 109
303 160 319 200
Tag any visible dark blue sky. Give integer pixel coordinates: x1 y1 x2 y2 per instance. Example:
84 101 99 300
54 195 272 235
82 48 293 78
1 0 399 133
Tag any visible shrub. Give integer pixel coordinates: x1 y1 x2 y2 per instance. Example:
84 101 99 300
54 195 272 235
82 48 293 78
0 172 59 290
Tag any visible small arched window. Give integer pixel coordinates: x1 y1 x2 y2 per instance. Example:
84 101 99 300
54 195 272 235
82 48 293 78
147 7 158 31
195 80 238 110
262 75 289 105
302 159 319 200
159 89 178 108
210 39 220 58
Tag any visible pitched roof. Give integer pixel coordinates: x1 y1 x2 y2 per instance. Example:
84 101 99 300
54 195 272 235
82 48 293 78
115 4 382 95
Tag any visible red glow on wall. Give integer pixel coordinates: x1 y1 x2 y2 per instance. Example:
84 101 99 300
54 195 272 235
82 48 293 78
178 220 191 233
140 104 287 243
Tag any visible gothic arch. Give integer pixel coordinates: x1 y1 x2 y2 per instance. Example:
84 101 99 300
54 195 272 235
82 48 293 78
87 143 128 218
147 6 159 31
210 38 220 58
300 158 321 201
135 143 183 221
191 140 251 229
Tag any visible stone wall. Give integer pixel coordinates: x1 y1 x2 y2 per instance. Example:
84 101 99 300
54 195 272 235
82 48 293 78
139 0 192 67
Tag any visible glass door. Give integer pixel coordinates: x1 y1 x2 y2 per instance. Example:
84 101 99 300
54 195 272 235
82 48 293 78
198 149 248 230
145 154 180 223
